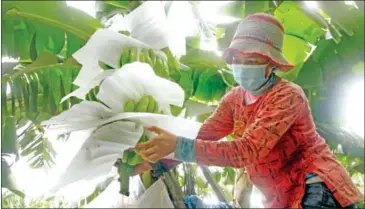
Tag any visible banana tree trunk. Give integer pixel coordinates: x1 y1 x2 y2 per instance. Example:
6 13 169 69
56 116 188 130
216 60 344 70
200 166 229 204
162 170 187 208
233 168 253 208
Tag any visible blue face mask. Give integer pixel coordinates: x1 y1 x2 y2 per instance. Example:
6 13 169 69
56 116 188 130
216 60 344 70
232 64 277 95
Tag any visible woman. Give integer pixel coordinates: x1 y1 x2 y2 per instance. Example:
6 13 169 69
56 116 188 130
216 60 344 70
134 13 363 208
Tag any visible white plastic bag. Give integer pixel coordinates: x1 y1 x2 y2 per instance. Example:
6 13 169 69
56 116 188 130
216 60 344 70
96 62 184 114
70 1 186 93
166 1 197 57
127 178 174 208
61 70 115 103
43 62 185 130
47 122 144 193
116 1 169 50
84 176 173 208
72 29 152 88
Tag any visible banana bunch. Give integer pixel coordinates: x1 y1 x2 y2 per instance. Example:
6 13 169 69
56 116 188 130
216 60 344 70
120 131 156 189
119 48 169 78
121 131 149 166
123 95 160 113
120 95 160 166
120 95 173 189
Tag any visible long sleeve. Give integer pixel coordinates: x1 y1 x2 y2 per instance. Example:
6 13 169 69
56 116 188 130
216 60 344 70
161 89 235 168
194 87 307 168
196 89 235 141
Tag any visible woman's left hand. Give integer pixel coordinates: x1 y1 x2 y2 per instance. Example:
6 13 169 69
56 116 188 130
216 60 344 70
134 126 177 163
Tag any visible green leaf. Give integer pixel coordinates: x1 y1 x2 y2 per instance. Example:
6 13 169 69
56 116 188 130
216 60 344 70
276 35 312 81
211 171 222 184
219 1 245 18
196 177 207 189
2 52 81 126
178 70 194 101
104 1 129 10
316 122 364 160
66 32 84 59
223 167 235 185
2 1 102 59
180 48 226 69
352 62 364 73
274 1 325 44
2 116 19 155
17 119 56 168
317 1 363 36
194 70 217 101
295 57 324 89
215 28 226 40
244 1 271 16
1 83 9 116
186 35 201 49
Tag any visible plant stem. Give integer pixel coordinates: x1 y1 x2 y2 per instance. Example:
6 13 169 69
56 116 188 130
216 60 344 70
200 166 229 204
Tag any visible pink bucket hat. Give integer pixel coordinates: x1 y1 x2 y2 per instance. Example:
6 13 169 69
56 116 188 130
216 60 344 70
222 13 295 72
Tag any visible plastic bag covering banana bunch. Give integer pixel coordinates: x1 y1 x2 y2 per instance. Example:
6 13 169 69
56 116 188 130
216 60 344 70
84 178 173 208
109 1 187 57
61 29 163 102
41 62 201 193
46 121 144 194
66 1 186 102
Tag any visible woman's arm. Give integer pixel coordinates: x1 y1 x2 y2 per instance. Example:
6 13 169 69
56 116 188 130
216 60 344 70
135 89 236 173
175 86 307 168
160 89 235 169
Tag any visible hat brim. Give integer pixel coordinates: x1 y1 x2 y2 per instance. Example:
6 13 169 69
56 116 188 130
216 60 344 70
222 39 295 73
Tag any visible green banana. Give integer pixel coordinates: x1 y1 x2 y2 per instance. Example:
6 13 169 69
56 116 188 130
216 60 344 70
124 100 136 112
154 57 169 78
139 49 145 62
141 171 153 188
120 48 131 67
153 57 164 77
161 58 170 77
153 101 159 113
130 48 137 62
135 96 150 112
146 96 156 112
143 49 153 66
170 105 183 117
148 49 156 66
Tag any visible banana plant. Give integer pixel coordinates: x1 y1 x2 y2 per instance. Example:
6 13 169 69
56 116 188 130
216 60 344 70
1 1 102 180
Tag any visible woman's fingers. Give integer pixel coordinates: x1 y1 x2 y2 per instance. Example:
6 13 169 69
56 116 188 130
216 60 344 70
138 146 157 157
146 153 160 163
146 126 164 134
135 137 158 150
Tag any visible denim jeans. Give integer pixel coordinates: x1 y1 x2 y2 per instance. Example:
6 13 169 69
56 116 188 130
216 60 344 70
302 182 357 209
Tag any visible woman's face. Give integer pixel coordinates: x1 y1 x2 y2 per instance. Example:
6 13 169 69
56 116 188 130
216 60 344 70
232 52 274 77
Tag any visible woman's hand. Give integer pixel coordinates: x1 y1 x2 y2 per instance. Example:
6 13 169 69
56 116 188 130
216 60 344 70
134 126 177 163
